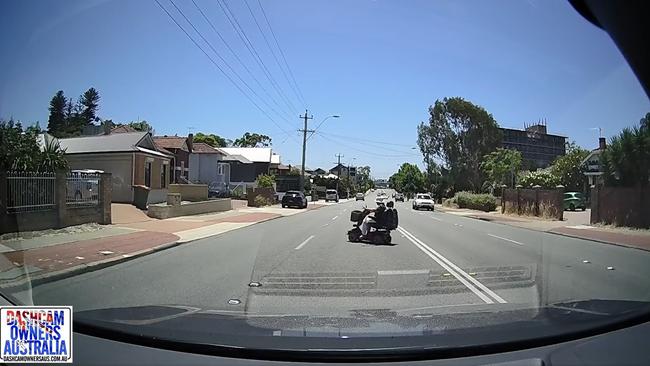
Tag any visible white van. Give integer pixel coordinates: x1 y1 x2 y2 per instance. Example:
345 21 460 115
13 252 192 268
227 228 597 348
325 189 339 202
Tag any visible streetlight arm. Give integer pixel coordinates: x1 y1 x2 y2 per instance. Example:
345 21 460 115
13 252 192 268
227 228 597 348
307 115 340 140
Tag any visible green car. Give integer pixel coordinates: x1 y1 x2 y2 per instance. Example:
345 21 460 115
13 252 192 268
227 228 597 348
564 192 586 211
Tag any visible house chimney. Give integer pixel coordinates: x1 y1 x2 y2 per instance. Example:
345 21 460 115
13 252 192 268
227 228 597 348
599 137 606 150
187 133 194 152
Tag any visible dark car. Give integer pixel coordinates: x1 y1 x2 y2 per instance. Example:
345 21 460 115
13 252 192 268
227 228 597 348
281 190 308 208
395 192 404 202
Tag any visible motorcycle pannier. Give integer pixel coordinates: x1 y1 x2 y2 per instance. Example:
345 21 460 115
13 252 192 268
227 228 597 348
350 210 363 222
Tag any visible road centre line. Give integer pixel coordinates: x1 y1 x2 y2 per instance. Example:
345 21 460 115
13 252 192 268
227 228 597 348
430 216 443 222
332 216 339 220
294 235 316 250
488 234 524 246
397 226 507 304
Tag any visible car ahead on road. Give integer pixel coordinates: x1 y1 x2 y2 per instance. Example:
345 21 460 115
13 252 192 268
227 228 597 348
564 192 586 211
395 192 404 202
325 189 339 202
412 193 435 211
281 190 308 208
375 195 387 206
356 192 364 201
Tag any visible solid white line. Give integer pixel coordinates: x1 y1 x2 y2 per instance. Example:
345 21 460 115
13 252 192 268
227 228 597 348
488 234 524 246
378 269 430 275
396 227 492 304
294 235 315 250
398 226 507 304
332 216 338 220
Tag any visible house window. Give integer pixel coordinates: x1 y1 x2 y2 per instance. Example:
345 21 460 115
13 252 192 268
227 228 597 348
145 161 152 187
161 163 167 188
217 164 224 175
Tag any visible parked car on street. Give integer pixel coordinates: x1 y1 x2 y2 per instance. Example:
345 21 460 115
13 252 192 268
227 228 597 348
412 193 435 211
395 192 404 202
281 190 308 208
564 192 586 211
325 189 339 202
355 193 364 201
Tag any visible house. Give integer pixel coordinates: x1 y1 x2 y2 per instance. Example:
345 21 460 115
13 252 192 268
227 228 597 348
59 132 173 203
329 163 356 179
188 142 230 186
153 134 192 183
582 137 607 187
220 147 275 186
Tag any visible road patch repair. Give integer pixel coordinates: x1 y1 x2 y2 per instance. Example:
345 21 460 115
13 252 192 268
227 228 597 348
0 204 317 288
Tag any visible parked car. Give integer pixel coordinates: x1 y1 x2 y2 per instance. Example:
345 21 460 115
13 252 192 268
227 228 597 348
564 192 586 211
395 192 404 202
355 193 364 201
208 182 230 198
281 190 308 208
412 193 435 211
325 189 339 202
67 169 102 202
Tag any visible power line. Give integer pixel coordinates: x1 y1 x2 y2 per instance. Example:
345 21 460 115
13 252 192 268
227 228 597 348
189 0 294 120
167 0 294 127
315 132 420 158
245 0 305 108
317 131 417 148
217 0 298 114
153 0 296 141
257 0 307 107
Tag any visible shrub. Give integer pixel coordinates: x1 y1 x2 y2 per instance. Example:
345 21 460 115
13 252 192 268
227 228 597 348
454 191 497 212
253 195 272 207
256 174 275 188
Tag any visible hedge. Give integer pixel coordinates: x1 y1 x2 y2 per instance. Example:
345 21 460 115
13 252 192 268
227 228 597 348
454 191 497 212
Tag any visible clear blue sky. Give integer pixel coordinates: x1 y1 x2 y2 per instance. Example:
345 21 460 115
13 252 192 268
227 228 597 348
1 0 648 178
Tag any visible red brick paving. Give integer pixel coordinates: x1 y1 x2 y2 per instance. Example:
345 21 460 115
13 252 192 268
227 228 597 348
551 227 650 251
1 231 179 274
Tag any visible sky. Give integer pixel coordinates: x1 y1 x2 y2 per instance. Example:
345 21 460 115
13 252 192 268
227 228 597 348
1 0 649 179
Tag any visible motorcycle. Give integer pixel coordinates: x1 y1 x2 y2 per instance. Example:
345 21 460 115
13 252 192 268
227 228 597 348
347 206 397 245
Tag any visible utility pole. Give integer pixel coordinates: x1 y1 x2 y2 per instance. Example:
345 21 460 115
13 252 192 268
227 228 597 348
335 153 344 193
298 110 313 192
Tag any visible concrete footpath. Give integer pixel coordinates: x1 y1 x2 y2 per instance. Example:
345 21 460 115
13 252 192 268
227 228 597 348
437 206 650 251
0 201 328 287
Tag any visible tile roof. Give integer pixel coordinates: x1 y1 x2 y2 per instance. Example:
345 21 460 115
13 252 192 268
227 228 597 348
111 125 138 134
153 136 188 150
191 142 223 154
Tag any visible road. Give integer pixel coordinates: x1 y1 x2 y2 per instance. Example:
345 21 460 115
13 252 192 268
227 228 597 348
16 190 650 320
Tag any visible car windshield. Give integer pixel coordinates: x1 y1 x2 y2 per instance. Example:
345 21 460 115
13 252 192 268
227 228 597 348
2 0 650 361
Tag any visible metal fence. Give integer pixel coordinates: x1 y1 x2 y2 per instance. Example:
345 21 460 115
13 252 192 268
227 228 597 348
6 171 56 213
66 173 101 206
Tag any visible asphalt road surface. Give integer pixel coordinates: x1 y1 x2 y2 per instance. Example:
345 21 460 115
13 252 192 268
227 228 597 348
17 190 650 320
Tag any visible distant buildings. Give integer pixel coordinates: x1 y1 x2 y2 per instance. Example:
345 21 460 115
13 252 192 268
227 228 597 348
500 121 566 169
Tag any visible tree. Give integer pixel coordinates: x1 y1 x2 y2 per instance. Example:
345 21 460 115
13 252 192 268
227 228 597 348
549 143 589 191
417 97 501 192
80 87 100 125
47 91 67 136
233 132 271 147
356 166 374 192
256 173 275 188
480 148 522 191
0 120 68 172
389 163 426 197
127 120 153 133
601 116 650 187
194 132 228 147
518 170 561 188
